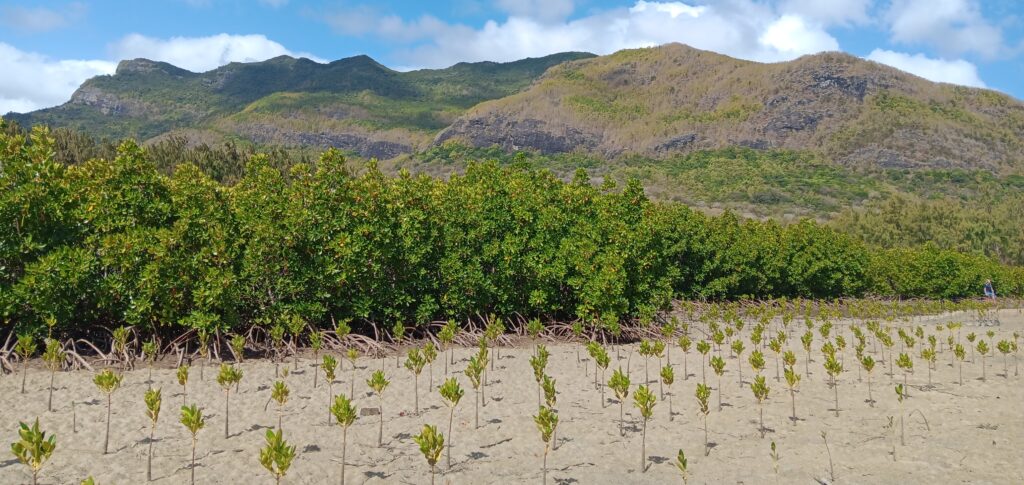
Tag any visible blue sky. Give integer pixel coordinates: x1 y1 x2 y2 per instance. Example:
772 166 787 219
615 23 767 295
1 0 1022 113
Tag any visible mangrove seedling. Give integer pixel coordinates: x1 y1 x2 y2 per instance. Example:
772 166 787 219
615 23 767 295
144 388 161 481
271 381 289 430
997 340 1011 378
216 363 243 438
424 342 438 390
696 341 711 384
895 384 906 446
770 441 780 483
271 324 286 377
634 384 656 472
953 343 966 385
594 345 611 407
405 347 427 415
17 333 36 394
696 383 711 456
824 355 842 417
661 365 675 420
414 424 445 485
920 347 936 385
784 367 801 424
530 345 550 407
749 350 766 378
861 355 876 406
10 418 56 485
678 336 692 381
464 355 484 429
142 339 158 384
710 355 726 412
768 339 783 382
895 353 913 397
675 449 688 484
367 370 389 446
609 367 631 437
259 428 295 485
534 406 558 484
309 331 322 388
731 340 745 387
800 331 813 376
346 348 359 396
180 404 205 485
439 377 464 469
439 320 458 374
196 330 210 381
751 375 770 438
93 369 123 454
42 338 64 412
322 354 338 412
177 364 190 406
977 340 990 381
331 394 358 485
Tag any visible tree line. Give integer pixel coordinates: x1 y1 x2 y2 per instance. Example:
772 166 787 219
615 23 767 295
2 125 1021 338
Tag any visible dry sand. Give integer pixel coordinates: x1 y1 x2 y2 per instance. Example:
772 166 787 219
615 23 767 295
1 309 1022 484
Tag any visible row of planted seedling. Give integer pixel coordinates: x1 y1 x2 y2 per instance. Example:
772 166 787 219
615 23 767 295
6 312 1021 483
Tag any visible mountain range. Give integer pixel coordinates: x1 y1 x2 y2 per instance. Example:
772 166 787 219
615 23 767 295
9 43 1023 174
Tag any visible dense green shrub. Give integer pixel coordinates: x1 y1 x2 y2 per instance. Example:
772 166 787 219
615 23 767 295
1 126 1020 338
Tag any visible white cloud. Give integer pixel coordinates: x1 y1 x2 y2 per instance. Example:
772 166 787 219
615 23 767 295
0 3 86 33
496 0 575 23
885 0 1004 58
352 1 840 69
0 43 116 114
778 0 872 27
109 33 324 73
866 49 986 87
759 15 839 56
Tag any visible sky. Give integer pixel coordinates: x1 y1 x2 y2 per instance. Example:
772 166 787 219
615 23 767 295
1 0 1022 114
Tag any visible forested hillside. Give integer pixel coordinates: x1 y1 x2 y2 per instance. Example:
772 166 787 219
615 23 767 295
2 125 1021 337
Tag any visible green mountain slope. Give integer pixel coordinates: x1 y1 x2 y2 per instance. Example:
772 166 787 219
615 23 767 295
7 52 595 158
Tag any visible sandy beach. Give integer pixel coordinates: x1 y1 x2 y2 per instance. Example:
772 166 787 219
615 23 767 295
2 309 1022 484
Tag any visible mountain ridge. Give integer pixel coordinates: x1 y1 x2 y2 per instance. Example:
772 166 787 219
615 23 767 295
7 43 1024 173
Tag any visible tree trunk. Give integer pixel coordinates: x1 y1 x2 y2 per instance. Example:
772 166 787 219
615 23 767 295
341 427 348 485
668 393 673 421
414 373 420 415
790 389 796 424
313 355 318 389
104 393 112 454
641 419 647 472
148 424 155 481
326 382 333 426
21 360 27 394
867 374 873 407
224 390 230 439
542 446 548 485
378 395 384 446
190 440 196 485
619 400 624 437
833 381 839 417
447 408 455 469
759 405 764 439
703 415 709 456
350 365 355 397
717 375 722 412
48 370 55 412
474 389 480 429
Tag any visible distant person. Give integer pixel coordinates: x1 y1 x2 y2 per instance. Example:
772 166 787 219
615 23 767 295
983 279 996 300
